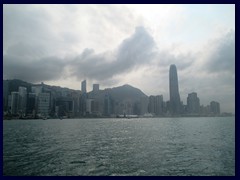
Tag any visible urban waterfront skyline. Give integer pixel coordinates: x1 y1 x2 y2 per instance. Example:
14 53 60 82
3 64 227 119
3 4 235 113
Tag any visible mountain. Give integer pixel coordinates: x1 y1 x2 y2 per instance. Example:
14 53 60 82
107 84 147 101
3 79 148 102
3 79 81 96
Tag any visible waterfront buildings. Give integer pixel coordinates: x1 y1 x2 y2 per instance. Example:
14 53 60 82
3 64 225 118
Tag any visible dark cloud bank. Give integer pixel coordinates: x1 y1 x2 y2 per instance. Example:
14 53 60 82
3 26 235 86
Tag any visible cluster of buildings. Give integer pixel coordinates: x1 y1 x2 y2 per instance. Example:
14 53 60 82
167 64 221 116
3 64 225 119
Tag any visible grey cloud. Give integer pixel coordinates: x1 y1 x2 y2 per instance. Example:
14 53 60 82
3 5 54 52
206 30 235 74
156 51 194 71
3 53 66 83
70 26 156 81
3 26 156 84
6 42 48 59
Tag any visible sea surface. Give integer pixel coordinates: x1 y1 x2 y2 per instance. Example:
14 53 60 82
3 117 235 176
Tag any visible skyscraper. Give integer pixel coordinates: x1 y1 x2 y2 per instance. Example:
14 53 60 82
11 92 19 115
169 64 181 115
37 93 50 117
81 80 87 93
93 84 99 92
187 92 200 114
80 80 87 116
18 86 27 115
210 101 220 115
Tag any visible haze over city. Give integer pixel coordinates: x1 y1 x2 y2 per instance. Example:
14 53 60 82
3 4 235 113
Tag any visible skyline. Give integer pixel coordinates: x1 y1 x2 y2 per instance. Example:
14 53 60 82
3 4 235 113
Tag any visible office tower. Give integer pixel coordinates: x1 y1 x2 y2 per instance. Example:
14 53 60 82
148 96 155 115
187 92 200 114
104 94 112 116
140 96 149 115
210 101 220 115
18 86 27 115
155 95 163 116
80 80 87 116
27 93 37 115
93 84 99 92
11 92 19 115
86 99 94 114
169 64 181 115
37 93 50 117
81 80 87 93
148 95 163 116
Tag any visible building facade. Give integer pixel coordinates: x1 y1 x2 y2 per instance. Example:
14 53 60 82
37 93 50 117
10 92 19 115
210 101 220 115
18 86 27 115
169 64 181 115
187 92 200 114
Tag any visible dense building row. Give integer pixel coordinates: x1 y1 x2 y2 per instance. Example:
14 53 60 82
3 64 223 119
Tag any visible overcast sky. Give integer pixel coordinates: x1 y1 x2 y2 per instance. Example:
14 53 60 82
3 4 235 113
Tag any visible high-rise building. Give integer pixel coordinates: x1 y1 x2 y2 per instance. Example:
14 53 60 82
155 95 163 116
37 93 50 117
86 99 94 115
80 80 87 116
169 64 181 115
93 84 99 92
187 92 200 114
140 96 149 115
18 86 27 115
104 94 112 116
210 101 220 115
10 92 19 115
148 95 163 116
27 93 37 115
148 96 155 115
81 80 87 93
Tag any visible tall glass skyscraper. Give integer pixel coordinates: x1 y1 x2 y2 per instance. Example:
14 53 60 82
81 80 87 93
80 80 87 116
169 64 181 115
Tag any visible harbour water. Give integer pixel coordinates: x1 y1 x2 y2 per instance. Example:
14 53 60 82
3 117 235 176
